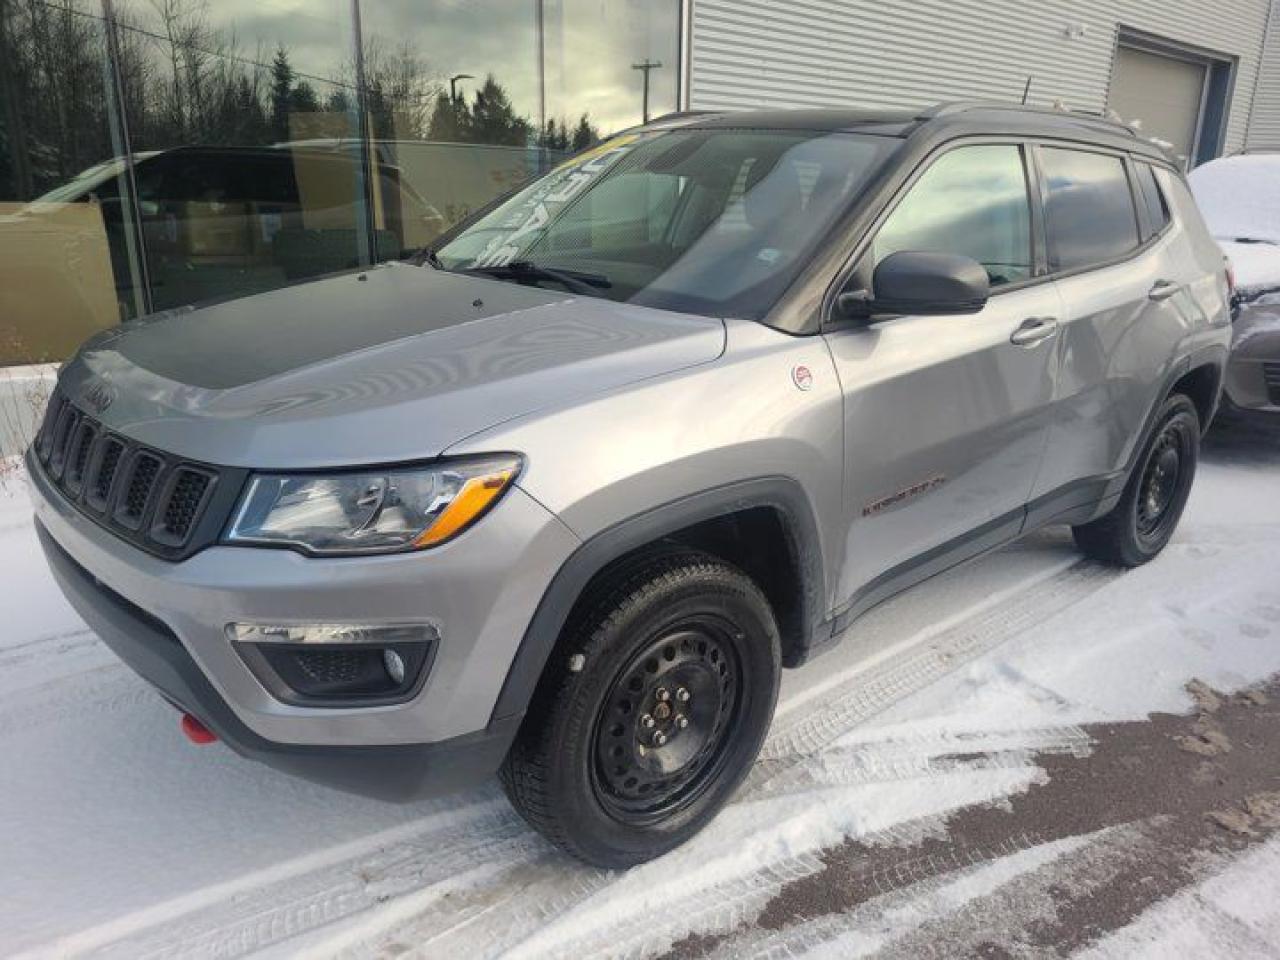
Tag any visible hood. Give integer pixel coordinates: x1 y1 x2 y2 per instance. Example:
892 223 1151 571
60 262 725 468
1220 240 1280 296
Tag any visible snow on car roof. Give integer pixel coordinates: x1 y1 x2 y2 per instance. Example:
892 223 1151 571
1189 154 1280 293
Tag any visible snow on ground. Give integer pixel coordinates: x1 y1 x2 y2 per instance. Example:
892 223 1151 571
1076 838 1280 958
2 427 1279 959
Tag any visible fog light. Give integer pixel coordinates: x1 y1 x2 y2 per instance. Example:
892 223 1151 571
230 622 437 704
383 649 406 685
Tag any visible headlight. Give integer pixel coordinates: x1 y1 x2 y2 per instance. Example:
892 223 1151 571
225 455 520 555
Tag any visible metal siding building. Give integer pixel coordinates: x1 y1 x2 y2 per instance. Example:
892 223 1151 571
688 0 1280 162
1249 0 1280 148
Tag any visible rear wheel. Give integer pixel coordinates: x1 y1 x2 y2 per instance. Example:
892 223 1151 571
1072 394 1200 567
500 550 780 867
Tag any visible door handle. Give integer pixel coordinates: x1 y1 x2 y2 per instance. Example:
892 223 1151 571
1010 316 1059 347
1148 280 1180 301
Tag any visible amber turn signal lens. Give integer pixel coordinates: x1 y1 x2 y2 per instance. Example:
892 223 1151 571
413 467 517 547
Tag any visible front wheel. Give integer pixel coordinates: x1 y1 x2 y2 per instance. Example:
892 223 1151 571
1072 393 1200 567
500 550 781 867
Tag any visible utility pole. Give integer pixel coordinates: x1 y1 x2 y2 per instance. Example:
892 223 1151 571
631 58 663 123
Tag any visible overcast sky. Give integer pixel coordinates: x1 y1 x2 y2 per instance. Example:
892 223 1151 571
138 0 680 136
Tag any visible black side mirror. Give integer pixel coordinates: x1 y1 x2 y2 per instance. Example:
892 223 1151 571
837 251 990 320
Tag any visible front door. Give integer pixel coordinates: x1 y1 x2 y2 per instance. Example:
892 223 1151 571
824 143 1061 608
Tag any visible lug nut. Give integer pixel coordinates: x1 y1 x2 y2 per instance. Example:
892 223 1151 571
676 687 690 702
676 715 689 729
653 731 668 747
656 688 670 702
640 713 655 728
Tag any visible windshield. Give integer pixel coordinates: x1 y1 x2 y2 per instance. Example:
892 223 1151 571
434 127 896 320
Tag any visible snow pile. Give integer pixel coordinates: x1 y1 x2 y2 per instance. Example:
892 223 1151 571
1189 154 1280 293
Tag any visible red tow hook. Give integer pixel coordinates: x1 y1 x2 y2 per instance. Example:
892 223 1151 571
181 713 218 745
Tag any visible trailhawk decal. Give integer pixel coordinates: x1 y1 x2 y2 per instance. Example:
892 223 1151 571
862 475 948 517
471 134 644 269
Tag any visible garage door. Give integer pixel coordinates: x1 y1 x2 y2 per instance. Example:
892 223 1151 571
1109 45 1207 167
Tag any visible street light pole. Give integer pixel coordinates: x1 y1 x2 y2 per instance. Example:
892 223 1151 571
631 59 663 123
449 73 474 103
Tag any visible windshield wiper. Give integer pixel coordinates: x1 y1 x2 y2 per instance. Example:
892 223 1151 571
459 260 611 296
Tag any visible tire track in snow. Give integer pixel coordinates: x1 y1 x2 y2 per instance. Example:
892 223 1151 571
695 827 1132 959
0 663 146 740
759 561 1113 765
14 799 525 960
33 560 1116 960
276 563 1113 960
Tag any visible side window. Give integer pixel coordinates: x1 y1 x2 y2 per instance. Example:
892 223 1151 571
873 145 1033 287
1133 162 1171 240
1040 148 1140 271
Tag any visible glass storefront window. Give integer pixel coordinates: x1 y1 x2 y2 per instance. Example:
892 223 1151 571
0 0 683 390
1 2 126 367
112 0 364 313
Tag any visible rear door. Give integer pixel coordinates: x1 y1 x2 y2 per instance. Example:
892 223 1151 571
823 143 1062 604
1029 146 1189 510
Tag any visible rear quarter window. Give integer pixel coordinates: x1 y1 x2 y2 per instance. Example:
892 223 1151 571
1040 147 1141 272
1133 162 1171 240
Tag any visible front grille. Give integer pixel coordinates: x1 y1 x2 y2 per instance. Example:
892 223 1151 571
32 386 242 560
1264 362 1280 407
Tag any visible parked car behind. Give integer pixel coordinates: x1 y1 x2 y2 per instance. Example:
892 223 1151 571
1189 153 1280 416
1 146 444 366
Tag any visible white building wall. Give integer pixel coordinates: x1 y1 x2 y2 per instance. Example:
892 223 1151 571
689 0 1274 155
1247 0 1280 149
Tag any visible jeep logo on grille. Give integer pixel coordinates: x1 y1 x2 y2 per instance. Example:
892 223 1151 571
82 380 115 415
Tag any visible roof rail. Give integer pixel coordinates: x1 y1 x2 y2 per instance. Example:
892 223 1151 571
915 100 1143 139
646 110 722 124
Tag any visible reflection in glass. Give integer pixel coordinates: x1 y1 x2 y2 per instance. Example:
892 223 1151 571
0 1 124 366
109 0 366 312
0 0 685 377
1040 148 1140 271
874 145 1033 287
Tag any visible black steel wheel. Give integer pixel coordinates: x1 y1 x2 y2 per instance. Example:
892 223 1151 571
1073 393 1200 567
501 549 781 868
591 619 742 824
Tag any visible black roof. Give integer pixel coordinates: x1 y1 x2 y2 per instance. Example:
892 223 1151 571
646 101 1172 162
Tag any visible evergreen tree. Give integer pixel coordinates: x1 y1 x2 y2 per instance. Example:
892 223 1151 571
468 75 530 146
571 113 598 151
289 80 320 116
426 90 469 142
324 89 352 115
269 45 294 141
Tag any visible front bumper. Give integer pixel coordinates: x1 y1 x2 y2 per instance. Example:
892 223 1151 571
38 523 518 800
28 448 580 795
1223 296 1280 413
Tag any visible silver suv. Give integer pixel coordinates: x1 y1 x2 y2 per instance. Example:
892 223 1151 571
27 104 1232 867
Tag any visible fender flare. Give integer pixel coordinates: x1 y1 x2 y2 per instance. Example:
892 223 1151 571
1104 344 1228 503
489 476 828 723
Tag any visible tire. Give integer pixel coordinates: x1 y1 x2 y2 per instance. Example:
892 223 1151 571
500 549 781 868
1072 393 1200 567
